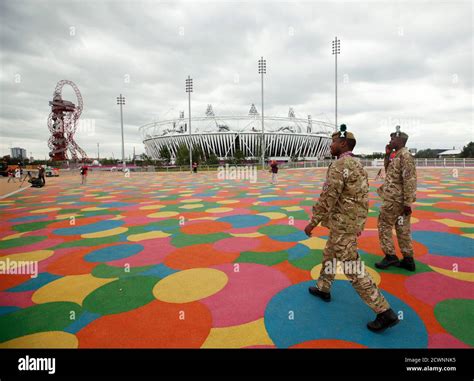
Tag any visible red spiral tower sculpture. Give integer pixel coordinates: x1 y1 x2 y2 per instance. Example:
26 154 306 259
47 80 87 161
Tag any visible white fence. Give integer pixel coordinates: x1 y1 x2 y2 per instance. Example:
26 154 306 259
88 158 474 173
284 158 474 169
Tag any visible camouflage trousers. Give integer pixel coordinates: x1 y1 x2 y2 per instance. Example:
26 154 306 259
378 201 414 258
317 231 390 314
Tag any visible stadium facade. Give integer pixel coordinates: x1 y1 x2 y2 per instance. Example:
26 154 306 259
139 105 333 161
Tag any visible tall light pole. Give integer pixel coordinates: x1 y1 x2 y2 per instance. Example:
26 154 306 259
116 94 126 169
258 57 266 168
97 142 100 163
185 76 193 173
332 37 340 131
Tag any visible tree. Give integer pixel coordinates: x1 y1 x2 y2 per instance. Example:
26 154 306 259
175 144 189 166
191 144 204 164
460 142 474 158
159 146 171 164
415 149 438 158
206 153 219 165
140 153 154 166
227 149 246 165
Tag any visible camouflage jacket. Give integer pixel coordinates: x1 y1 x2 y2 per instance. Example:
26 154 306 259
310 154 369 234
377 147 417 205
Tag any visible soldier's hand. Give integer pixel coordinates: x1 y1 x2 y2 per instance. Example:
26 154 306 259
403 206 412 216
304 223 315 237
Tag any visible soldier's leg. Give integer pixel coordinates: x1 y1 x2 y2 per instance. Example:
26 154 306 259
316 232 337 293
395 213 414 258
376 202 402 269
336 233 390 314
395 212 416 271
377 202 399 256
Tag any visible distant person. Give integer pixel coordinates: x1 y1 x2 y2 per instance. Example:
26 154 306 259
376 126 417 271
7 168 16 183
80 163 89 184
270 160 279 184
28 172 44 188
375 144 393 181
38 165 46 186
192 162 198 173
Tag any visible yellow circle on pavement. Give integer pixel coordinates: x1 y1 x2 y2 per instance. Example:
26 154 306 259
153 268 228 303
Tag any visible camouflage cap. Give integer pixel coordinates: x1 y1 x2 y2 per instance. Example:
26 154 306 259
332 124 356 140
390 125 409 139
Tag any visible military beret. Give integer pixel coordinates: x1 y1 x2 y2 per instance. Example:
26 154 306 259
332 124 356 140
390 125 409 139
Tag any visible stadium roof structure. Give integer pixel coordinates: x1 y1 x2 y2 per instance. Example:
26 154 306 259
139 105 334 161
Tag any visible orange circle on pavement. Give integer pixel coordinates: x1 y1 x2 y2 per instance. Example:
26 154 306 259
181 221 232 235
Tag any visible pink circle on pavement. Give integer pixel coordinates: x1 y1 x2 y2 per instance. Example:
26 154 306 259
428 333 470 348
2 238 64 255
0 290 35 308
416 253 474 272
107 238 175 266
412 220 451 232
405 272 473 306
201 263 291 327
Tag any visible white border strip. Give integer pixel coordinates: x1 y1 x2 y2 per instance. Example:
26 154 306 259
0 186 29 200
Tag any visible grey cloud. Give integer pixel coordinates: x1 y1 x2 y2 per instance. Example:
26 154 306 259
0 0 472 158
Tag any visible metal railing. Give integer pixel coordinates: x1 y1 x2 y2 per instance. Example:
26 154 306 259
84 158 474 173
284 158 474 169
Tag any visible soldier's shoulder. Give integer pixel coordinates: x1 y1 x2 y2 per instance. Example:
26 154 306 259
332 157 346 170
401 148 415 162
344 155 364 169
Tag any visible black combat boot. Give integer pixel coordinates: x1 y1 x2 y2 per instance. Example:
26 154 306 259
308 286 331 302
375 255 400 269
399 257 416 272
367 308 399 332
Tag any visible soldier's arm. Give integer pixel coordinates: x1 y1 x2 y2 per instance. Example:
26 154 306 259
402 154 417 205
384 155 390 171
384 145 391 171
310 161 345 226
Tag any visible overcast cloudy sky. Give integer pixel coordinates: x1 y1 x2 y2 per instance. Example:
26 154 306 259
1 0 472 159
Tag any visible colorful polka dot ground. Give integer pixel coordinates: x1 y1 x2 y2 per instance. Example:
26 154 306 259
0 168 472 348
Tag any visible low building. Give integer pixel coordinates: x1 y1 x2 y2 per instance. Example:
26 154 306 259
11 147 27 160
438 149 461 158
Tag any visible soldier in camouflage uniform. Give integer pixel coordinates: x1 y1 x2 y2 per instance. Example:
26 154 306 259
376 126 417 271
304 124 399 332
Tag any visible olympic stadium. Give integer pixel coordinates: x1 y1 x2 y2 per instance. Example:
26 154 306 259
139 105 334 161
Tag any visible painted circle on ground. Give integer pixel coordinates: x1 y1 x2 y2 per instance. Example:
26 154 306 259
84 244 144 262
310 263 381 285
153 268 228 303
205 207 234 213
264 280 428 348
82 276 159 315
181 221 232 235
53 220 124 236
412 231 474 257
434 299 474 347
164 244 239 269
77 300 212 348
147 211 179 218
213 237 261 253
217 214 270 228
201 263 291 327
